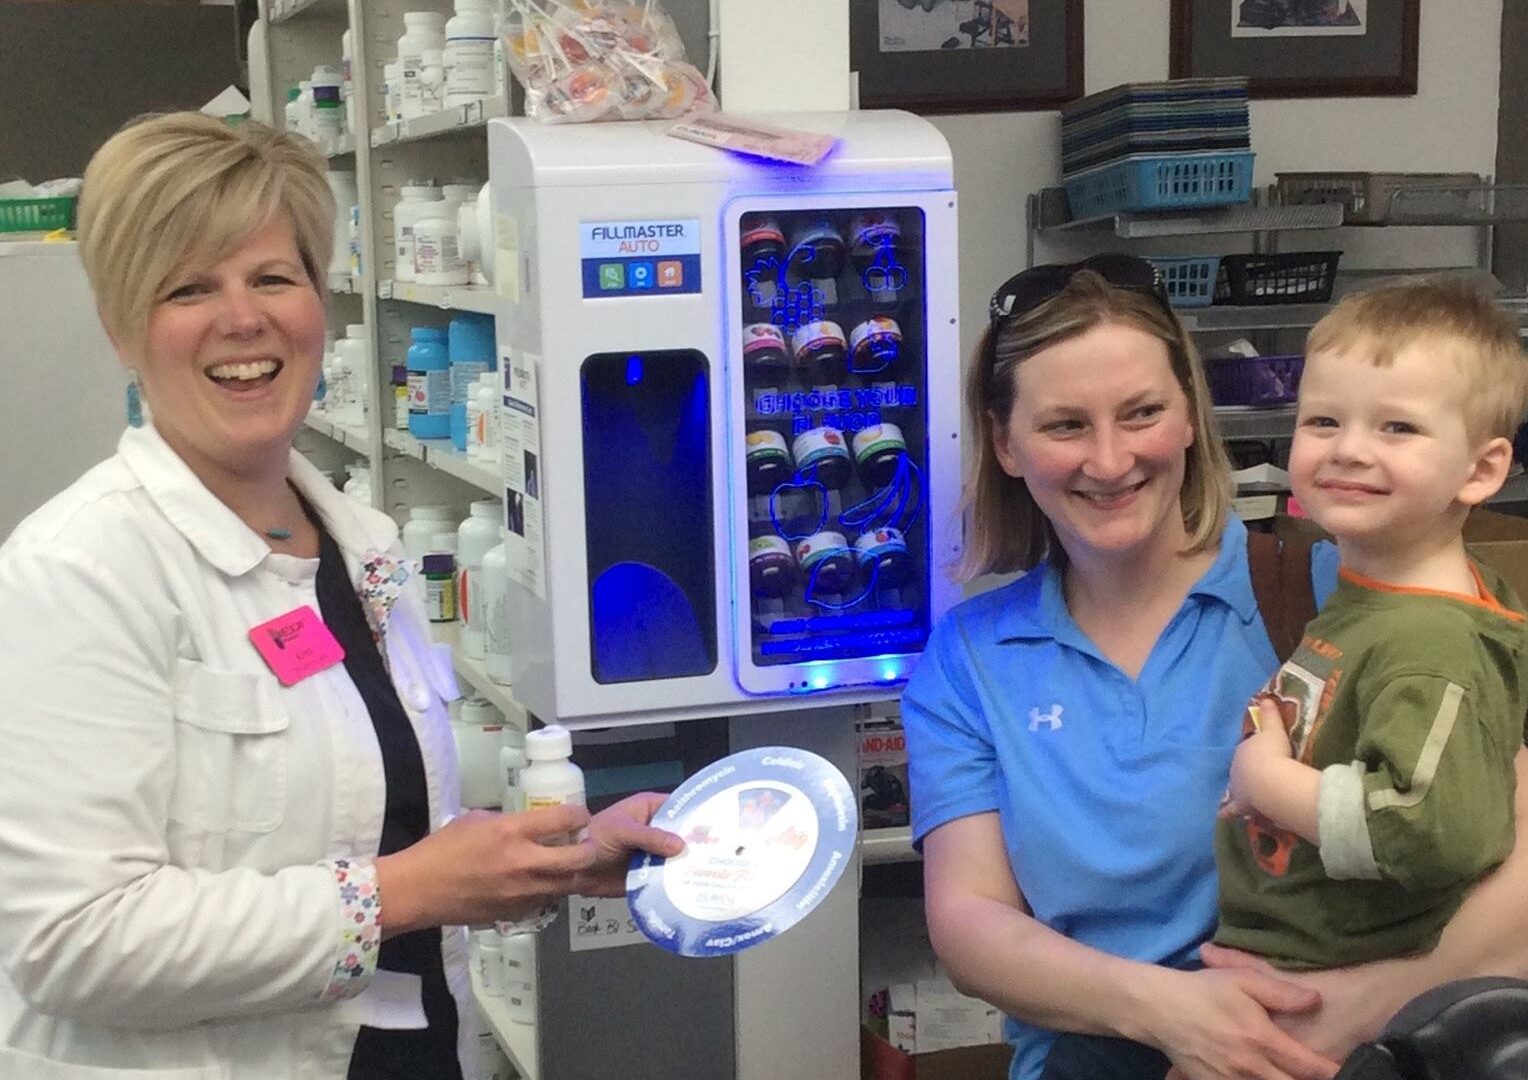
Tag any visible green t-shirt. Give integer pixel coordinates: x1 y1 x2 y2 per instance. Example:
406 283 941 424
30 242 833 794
1214 561 1526 969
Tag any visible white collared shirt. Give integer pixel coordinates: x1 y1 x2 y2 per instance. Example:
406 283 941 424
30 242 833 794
0 424 470 1079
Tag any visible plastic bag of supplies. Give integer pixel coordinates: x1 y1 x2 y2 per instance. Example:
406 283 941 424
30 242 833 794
500 0 717 124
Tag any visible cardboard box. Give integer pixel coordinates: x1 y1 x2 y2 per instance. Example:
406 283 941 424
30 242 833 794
864 978 1007 1080
861 1026 1011 1080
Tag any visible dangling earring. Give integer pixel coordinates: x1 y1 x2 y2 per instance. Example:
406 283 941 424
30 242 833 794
125 369 146 428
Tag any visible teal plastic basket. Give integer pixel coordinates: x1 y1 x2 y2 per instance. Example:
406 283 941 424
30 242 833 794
1148 255 1221 308
1064 151 1255 218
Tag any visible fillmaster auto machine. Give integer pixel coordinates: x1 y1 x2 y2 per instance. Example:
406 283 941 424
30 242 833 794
486 110 959 1080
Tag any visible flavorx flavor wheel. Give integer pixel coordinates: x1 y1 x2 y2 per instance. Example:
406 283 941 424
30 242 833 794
626 747 857 957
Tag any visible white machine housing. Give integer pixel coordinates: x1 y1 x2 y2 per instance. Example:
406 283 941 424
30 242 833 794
489 111 960 728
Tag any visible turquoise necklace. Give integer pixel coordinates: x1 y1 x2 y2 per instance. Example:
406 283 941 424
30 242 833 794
266 485 307 542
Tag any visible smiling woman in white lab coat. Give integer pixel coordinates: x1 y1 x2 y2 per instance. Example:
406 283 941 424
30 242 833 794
0 112 682 1080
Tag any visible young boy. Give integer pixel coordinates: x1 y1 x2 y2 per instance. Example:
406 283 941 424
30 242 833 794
1214 279 1528 969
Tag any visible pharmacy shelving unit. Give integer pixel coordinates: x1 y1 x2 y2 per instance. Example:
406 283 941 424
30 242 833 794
429 621 526 725
377 279 499 313
1026 179 1528 511
268 0 347 23
1025 186 1348 339
383 427 500 495
371 93 511 146
471 965 539 1080
256 0 515 581
860 826 917 866
261 0 380 486
257 0 508 477
255 5 538 1070
319 130 357 158
302 410 373 453
358 7 512 530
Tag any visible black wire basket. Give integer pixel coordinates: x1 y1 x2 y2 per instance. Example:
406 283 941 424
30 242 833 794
1214 251 1341 306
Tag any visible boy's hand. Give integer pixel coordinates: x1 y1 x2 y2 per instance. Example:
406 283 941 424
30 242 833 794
1220 739 1262 820
1249 696 1294 754
1226 700 1295 817
1243 694 1294 749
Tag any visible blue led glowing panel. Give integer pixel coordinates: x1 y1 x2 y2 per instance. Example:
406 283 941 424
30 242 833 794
737 204 933 675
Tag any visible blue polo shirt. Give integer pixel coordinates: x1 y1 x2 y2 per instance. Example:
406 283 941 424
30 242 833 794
902 516 1337 1080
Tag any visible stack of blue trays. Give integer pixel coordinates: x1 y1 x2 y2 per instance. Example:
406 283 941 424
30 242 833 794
1061 77 1250 179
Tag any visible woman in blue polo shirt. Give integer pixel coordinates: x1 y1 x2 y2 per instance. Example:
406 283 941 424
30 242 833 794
901 256 1528 1080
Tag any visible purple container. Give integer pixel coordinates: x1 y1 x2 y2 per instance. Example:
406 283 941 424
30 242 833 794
1204 354 1304 408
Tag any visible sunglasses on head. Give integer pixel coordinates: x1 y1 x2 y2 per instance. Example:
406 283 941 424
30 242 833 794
988 254 1170 324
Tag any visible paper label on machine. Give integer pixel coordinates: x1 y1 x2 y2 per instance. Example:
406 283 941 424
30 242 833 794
500 354 546 600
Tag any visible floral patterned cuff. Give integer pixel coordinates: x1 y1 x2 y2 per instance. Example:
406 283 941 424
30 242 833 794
320 857 382 1002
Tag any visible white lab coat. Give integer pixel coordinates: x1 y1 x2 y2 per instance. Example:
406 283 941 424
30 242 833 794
0 424 473 1079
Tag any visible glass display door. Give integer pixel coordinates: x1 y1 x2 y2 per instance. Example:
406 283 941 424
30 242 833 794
726 194 941 695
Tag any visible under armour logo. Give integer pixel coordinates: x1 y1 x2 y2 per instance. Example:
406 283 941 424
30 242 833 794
1028 704 1063 732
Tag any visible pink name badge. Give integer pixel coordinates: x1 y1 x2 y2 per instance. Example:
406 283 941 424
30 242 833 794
248 605 346 686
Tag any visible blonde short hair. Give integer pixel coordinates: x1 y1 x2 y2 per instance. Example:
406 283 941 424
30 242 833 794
77 112 334 348
959 269 1233 582
1306 279 1528 442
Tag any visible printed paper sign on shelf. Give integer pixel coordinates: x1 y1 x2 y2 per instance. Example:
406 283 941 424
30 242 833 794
568 894 647 953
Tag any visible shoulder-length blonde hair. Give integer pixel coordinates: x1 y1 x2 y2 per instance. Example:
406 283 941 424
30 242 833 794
957 269 1233 582
77 112 333 349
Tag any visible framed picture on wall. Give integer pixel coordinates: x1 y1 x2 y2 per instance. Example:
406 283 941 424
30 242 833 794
850 0 1083 114
1170 0 1419 98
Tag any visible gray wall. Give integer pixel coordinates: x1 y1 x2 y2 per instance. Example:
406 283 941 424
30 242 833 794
0 1 241 182
1494 2 1527 294
0 243 128 540
659 0 709 76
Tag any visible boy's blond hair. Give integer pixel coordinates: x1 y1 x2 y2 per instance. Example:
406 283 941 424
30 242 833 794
77 112 333 350
959 270 1233 582
1306 279 1528 442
